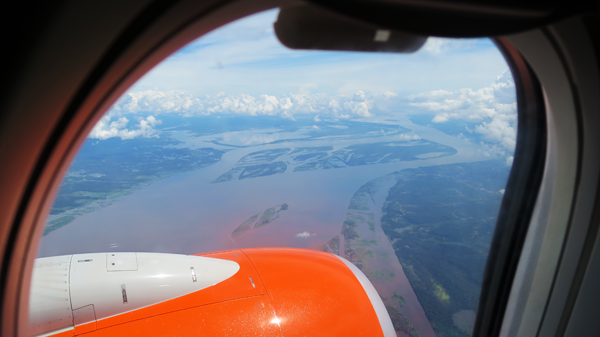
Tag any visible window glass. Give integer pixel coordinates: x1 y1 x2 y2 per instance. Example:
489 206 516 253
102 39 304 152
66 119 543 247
38 9 516 337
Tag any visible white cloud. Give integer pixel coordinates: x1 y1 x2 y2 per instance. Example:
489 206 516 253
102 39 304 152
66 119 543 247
89 114 162 140
423 38 446 55
384 91 398 98
398 133 421 141
281 110 296 121
422 38 479 55
408 69 517 162
108 90 392 120
432 115 449 123
474 112 516 151
295 231 316 239
131 7 506 102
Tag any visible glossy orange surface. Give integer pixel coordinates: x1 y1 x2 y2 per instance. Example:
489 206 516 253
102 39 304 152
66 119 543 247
242 248 383 336
80 295 281 337
74 321 96 335
45 248 380 337
93 250 265 331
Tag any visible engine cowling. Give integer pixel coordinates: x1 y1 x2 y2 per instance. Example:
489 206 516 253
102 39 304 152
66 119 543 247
29 248 394 336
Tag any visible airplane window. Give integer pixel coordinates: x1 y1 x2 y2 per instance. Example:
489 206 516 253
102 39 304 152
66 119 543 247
33 9 517 337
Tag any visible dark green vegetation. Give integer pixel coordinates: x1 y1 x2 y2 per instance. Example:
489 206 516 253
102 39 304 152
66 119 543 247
214 140 456 182
47 137 224 235
239 148 291 164
381 160 509 337
386 306 421 337
256 203 288 227
44 215 77 235
305 121 410 142
342 218 360 241
294 140 456 171
319 174 422 337
319 235 340 255
393 292 406 307
239 162 287 180
212 167 243 183
231 214 260 237
289 146 332 161
348 179 381 211
231 203 289 237
213 148 296 182
159 115 410 145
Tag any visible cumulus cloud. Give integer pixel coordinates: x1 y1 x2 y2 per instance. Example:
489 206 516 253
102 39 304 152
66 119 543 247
422 38 479 55
384 91 398 98
474 111 516 151
109 90 387 120
295 231 316 239
432 114 449 123
408 70 517 163
93 88 398 141
398 133 421 141
89 114 162 140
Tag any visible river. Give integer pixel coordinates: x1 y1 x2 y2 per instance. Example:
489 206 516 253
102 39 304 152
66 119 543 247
39 116 485 257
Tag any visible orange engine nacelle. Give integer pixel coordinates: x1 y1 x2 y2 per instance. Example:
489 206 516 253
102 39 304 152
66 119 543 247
28 248 394 336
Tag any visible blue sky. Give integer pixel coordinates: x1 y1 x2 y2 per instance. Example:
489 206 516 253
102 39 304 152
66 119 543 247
92 9 517 164
130 9 508 97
